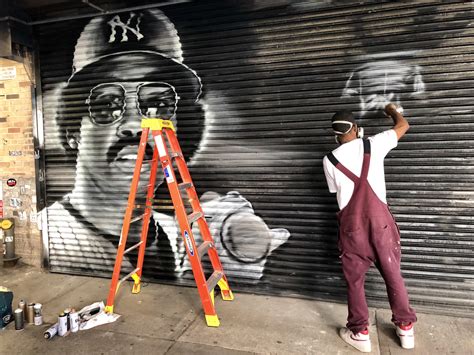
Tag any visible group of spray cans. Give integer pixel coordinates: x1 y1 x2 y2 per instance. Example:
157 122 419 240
43 307 79 339
13 300 43 331
12 299 80 340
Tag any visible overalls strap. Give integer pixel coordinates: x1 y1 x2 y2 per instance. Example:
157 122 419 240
327 139 371 183
360 139 371 180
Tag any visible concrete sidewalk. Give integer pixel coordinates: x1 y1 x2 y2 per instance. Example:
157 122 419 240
1 265 472 355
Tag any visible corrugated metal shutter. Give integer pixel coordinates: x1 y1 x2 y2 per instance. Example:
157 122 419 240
37 0 473 316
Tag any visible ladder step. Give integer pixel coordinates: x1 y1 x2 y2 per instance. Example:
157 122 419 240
178 182 193 191
130 214 145 223
170 151 183 159
143 159 157 164
123 241 144 256
118 268 140 286
206 271 223 293
135 204 174 211
198 241 213 259
187 211 203 224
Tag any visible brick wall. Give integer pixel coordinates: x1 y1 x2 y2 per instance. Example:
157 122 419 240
0 57 41 268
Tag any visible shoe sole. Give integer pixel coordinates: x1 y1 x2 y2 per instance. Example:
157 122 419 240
397 332 414 349
339 328 371 353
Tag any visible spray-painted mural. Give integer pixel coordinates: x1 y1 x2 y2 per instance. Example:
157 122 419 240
39 0 474 314
45 9 289 284
341 52 426 117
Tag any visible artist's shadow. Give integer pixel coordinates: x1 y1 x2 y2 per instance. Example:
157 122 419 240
378 320 401 345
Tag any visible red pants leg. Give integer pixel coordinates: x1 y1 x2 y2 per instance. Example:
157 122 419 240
372 220 417 325
341 252 372 333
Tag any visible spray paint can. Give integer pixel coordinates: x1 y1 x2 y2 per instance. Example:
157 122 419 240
18 300 26 321
26 303 35 324
14 308 24 331
58 313 68 336
34 303 43 325
44 323 59 339
64 308 72 329
69 310 79 333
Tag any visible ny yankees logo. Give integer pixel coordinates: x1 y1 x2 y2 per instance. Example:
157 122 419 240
108 12 144 43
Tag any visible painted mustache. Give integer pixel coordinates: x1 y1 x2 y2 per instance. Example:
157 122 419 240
106 135 154 164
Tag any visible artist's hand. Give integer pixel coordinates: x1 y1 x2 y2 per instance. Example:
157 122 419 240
385 103 409 139
384 103 403 117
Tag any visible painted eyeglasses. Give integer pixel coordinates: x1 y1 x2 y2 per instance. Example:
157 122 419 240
86 82 179 125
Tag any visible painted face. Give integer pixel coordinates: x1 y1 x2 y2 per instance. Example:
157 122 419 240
76 79 179 207
342 60 425 117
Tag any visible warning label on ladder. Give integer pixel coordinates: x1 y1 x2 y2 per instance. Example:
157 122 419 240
184 231 194 256
164 165 174 183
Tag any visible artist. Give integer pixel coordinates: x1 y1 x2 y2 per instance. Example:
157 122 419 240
323 103 417 352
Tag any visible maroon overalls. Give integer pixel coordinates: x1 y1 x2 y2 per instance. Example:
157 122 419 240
327 139 416 334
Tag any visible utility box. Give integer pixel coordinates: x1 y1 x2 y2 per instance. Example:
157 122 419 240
0 218 20 267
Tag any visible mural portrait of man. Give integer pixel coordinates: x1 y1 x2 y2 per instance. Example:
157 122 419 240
341 51 426 118
45 9 290 284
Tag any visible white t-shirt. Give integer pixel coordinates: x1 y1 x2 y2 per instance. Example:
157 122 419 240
323 129 398 210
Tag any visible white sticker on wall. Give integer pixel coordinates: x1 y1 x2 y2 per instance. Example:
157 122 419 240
9 198 22 208
0 67 16 80
19 211 27 221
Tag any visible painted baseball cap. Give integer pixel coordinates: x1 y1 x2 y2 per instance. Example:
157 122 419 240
64 9 202 103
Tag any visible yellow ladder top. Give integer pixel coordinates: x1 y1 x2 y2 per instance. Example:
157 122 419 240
141 118 175 131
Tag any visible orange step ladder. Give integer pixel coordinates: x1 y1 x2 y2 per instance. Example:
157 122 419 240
104 118 234 327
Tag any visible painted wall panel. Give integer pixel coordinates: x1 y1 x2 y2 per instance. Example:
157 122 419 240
37 0 473 316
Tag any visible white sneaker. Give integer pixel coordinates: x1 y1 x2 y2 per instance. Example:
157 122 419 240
396 323 415 349
339 327 371 353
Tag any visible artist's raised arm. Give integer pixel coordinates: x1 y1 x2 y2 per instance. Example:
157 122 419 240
385 103 410 140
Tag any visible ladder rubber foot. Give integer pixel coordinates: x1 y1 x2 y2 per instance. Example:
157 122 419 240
105 305 114 314
132 283 141 294
221 289 234 301
205 314 220 327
